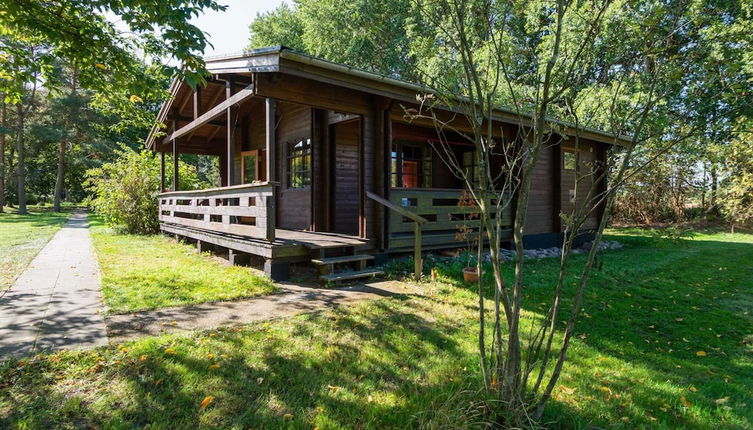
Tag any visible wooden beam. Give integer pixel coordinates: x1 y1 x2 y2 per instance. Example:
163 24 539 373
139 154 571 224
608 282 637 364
170 118 179 192
226 80 236 186
160 151 165 192
265 98 277 182
177 86 192 115
265 98 277 236
162 84 254 145
172 138 179 192
193 85 202 120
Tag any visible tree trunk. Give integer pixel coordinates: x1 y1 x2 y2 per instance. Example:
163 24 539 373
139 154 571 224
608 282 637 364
709 164 718 215
0 96 6 213
53 140 66 211
53 67 77 212
16 102 26 214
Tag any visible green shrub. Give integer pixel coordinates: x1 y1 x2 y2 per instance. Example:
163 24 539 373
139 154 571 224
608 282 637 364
84 146 205 234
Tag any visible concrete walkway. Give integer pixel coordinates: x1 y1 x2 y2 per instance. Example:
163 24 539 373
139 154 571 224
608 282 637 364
106 280 417 343
0 211 108 359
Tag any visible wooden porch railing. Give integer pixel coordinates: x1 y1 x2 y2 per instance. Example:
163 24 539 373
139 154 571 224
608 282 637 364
366 191 426 280
159 182 278 242
387 188 512 251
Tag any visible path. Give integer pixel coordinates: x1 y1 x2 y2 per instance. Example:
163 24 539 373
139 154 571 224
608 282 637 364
106 280 417 343
0 210 108 359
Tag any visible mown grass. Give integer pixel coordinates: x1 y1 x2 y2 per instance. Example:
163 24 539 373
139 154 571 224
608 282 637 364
1 229 751 429
0 206 71 291
89 217 278 314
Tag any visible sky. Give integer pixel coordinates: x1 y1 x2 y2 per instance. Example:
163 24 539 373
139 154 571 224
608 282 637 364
191 0 285 57
106 0 285 60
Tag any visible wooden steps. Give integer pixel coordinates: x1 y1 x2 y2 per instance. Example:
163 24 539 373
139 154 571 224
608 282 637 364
311 252 382 284
311 254 374 265
319 268 384 283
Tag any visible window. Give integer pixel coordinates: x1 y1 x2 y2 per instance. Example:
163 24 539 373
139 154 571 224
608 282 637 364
391 142 432 188
241 150 259 184
563 151 577 171
287 138 311 188
462 150 480 184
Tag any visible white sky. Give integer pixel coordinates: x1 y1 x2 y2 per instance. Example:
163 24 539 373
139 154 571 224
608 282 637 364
192 0 285 57
106 0 285 60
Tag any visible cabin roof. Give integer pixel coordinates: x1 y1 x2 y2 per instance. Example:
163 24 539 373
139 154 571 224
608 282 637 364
146 46 632 149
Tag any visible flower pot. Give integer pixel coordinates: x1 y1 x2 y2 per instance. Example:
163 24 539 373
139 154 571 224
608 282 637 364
463 267 480 284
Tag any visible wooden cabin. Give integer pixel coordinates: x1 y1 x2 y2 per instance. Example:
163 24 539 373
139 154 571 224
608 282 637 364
146 46 629 282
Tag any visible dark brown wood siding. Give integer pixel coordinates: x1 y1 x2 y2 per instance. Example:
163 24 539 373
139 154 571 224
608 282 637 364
331 119 361 235
524 145 555 235
277 102 312 230
560 140 599 231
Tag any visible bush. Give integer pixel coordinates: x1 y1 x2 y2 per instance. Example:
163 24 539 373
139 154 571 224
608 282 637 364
85 146 205 234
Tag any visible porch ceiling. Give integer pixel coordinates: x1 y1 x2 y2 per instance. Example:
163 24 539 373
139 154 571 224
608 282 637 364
153 94 264 156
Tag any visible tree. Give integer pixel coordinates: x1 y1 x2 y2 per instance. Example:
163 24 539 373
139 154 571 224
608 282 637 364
720 121 753 232
402 0 748 425
0 94 6 212
248 0 427 81
1 0 225 212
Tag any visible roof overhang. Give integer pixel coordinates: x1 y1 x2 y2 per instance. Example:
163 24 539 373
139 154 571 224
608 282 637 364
146 46 633 150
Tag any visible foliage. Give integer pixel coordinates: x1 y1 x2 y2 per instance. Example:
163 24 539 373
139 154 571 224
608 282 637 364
88 217 277 313
0 206 70 290
720 126 753 229
84 146 204 234
643 226 696 246
454 189 480 268
0 0 224 96
2 229 753 428
248 0 426 81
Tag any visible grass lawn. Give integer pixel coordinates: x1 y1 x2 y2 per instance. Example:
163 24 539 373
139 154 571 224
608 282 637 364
89 217 278 314
0 206 71 291
1 229 752 429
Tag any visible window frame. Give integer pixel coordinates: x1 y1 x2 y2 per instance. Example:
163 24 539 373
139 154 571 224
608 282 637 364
286 138 312 189
390 141 433 189
562 150 578 171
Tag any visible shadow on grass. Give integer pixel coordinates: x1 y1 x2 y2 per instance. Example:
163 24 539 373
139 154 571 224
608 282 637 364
0 296 491 429
406 232 753 428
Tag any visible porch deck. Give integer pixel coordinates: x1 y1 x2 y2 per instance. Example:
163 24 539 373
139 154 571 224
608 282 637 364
158 183 370 260
161 222 370 260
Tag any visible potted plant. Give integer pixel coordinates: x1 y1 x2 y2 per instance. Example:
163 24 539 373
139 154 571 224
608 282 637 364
456 190 481 283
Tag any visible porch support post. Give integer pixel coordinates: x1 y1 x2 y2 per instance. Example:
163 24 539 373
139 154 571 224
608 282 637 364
265 98 277 182
414 222 422 280
172 139 178 191
193 85 202 120
160 151 165 192
264 258 290 281
170 117 179 191
226 80 236 186
265 98 277 241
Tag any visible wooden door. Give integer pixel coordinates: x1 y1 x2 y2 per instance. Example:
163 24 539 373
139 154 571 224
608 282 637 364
331 119 360 235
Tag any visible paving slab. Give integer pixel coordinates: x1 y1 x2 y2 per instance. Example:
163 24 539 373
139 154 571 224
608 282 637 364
0 211 108 360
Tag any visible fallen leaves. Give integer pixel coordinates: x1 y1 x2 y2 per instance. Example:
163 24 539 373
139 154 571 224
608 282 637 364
200 395 214 410
208 364 221 370
696 351 707 357
165 348 176 355
680 396 692 408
